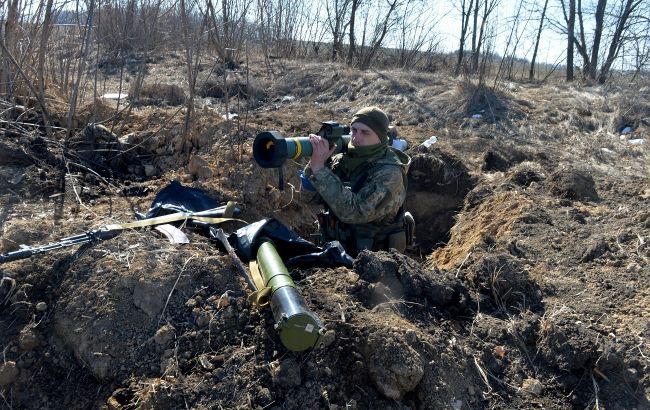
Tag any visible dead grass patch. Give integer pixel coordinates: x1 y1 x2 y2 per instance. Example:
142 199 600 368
130 82 185 106
427 190 533 270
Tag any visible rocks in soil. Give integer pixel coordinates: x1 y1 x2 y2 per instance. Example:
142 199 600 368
0 361 19 386
271 358 302 388
0 138 32 166
19 328 40 351
537 317 622 373
133 276 173 318
154 324 176 346
548 168 598 201
187 155 214 180
521 378 543 395
53 247 207 380
405 147 475 250
580 239 612 262
320 329 336 349
353 250 468 313
509 311 541 346
361 327 424 399
68 124 137 176
1 219 48 254
143 164 157 177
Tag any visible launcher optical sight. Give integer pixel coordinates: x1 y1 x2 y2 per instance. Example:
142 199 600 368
253 121 351 168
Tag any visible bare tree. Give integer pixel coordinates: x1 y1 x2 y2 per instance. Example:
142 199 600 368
494 0 530 84
326 0 352 60
454 0 475 76
66 0 96 139
257 0 307 60
395 0 437 69
470 0 499 73
347 0 361 65
1 0 20 98
36 0 56 134
598 0 644 83
559 0 576 80
296 1 327 57
179 0 210 150
357 0 400 69
630 20 650 80
529 0 549 80
206 0 252 67
589 0 607 79
560 0 643 82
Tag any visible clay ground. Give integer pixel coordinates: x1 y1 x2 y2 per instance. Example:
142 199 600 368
0 57 649 409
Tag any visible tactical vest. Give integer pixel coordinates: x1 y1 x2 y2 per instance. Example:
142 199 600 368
319 148 410 255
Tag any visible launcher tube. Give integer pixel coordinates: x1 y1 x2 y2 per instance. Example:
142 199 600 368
253 131 350 168
256 238 324 351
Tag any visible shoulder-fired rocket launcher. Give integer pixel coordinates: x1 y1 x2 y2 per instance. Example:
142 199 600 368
253 121 351 168
249 237 325 352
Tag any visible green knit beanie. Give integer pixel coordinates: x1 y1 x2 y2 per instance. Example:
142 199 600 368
351 106 389 143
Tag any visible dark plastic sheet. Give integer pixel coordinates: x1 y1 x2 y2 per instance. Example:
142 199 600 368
209 218 353 268
145 180 222 217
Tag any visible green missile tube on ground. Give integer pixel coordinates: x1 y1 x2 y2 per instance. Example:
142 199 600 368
255 238 325 351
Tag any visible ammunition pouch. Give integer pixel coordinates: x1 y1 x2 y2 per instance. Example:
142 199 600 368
318 210 415 255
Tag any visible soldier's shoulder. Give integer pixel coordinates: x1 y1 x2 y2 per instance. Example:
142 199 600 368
367 165 404 188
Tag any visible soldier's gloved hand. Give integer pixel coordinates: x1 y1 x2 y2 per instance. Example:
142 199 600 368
299 170 316 191
308 134 336 172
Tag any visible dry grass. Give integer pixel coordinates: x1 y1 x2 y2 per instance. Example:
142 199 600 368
428 190 533 270
131 83 186 106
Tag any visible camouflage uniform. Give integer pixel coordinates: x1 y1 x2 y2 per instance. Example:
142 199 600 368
304 147 411 255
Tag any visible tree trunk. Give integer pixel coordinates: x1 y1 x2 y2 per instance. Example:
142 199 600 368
589 0 607 79
347 0 359 66
599 0 640 83
180 0 198 149
66 0 95 139
38 0 55 136
576 0 591 76
470 0 479 72
1 0 20 98
529 0 548 80
455 0 475 76
566 0 575 81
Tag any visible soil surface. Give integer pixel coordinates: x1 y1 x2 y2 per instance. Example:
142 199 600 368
1 58 649 410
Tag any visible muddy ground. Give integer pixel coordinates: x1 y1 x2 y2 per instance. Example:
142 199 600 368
0 57 649 409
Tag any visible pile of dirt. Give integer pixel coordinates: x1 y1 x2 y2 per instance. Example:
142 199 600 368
547 167 599 201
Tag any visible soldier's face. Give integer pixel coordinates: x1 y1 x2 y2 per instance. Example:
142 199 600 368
350 122 381 147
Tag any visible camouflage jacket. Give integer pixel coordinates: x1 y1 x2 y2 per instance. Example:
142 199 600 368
304 147 411 227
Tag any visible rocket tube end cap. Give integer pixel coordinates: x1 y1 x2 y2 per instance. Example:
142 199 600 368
276 313 325 352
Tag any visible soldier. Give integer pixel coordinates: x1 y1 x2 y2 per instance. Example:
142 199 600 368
302 106 412 256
